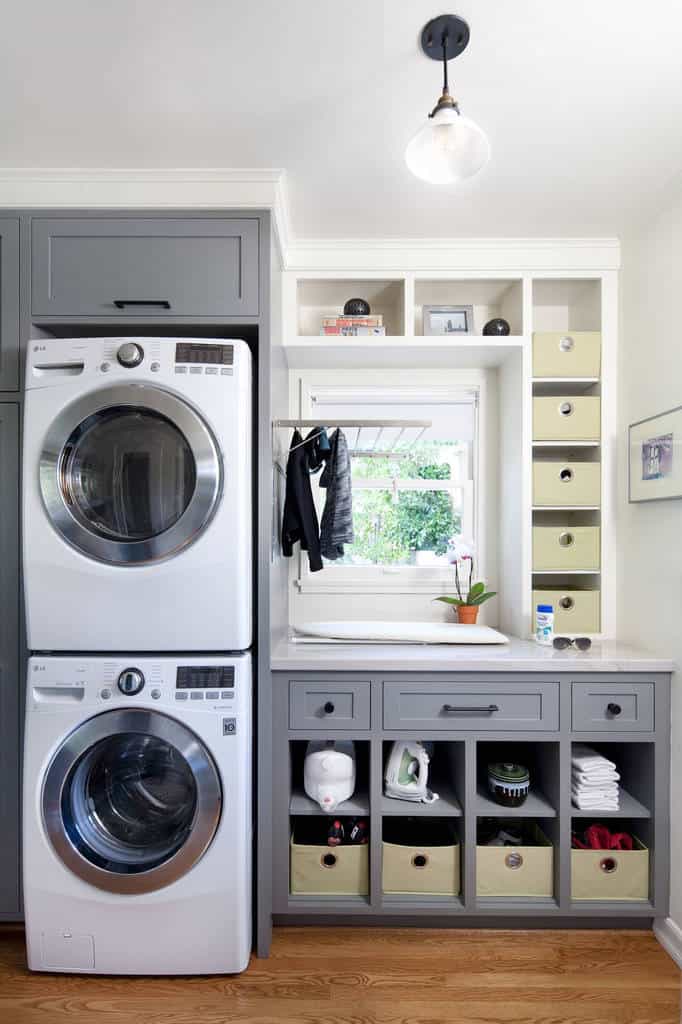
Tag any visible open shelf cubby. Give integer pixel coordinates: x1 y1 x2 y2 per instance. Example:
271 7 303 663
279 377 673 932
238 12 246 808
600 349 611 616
476 741 560 818
414 278 523 336
288 740 370 816
532 278 602 332
296 278 405 336
381 740 464 817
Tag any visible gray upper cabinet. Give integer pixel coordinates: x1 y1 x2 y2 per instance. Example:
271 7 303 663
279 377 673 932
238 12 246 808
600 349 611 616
31 217 259 317
0 220 20 391
0 404 20 917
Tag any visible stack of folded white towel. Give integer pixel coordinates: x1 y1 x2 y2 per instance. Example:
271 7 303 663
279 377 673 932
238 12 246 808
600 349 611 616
571 745 620 811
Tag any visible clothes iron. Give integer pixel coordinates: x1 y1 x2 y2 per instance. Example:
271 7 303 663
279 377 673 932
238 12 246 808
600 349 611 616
384 740 439 803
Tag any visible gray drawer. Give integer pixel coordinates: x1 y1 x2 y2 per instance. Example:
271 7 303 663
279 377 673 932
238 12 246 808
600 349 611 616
382 680 559 731
289 680 370 730
31 217 259 317
571 682 654 732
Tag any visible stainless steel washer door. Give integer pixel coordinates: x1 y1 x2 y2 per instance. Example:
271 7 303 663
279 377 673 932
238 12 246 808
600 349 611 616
40 384 222 565
42 709 222 895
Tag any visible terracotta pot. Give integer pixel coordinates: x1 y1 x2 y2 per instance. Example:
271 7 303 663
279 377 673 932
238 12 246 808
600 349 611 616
456 605 479 625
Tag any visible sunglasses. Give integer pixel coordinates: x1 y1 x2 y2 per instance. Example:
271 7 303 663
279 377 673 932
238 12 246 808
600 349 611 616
553 636 592 652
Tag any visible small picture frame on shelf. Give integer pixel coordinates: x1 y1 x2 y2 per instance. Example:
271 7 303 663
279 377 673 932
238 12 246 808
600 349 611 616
423 304 474 337
628 404 682 502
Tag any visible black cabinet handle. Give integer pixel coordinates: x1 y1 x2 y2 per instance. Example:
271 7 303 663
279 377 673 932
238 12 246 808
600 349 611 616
607 702 622 716
113 300 171 309
323 702 335 715
442 704 500 714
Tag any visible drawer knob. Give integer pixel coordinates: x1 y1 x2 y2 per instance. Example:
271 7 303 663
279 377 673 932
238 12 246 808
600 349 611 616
412 854 429 869
559 335 575 352
600 856 618 874
505 852 524 870
559 468 574 482
321 852 337 868
323 701 335 714
558 531 575 547
442 704 500 714
607 702 622 716
559 401 574 417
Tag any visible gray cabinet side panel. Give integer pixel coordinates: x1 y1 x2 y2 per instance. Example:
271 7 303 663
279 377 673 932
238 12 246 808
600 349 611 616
0 404 20 916
0 221 20 391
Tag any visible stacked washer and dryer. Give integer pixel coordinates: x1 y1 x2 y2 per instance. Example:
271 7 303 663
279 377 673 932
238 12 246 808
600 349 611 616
22 337 254 974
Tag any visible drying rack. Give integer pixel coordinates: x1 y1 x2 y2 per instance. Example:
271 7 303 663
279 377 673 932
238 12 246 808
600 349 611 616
272 418 432 473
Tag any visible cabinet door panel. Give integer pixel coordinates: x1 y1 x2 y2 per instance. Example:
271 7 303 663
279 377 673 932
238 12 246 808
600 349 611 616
0 404 20 916
0 220 20 391
32 218 259 317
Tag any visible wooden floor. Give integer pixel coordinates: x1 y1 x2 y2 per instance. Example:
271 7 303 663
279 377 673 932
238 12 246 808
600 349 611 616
0 925 678 1024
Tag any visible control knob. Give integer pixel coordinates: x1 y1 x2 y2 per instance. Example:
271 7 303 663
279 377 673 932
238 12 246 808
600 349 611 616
117 668 145 696
117 342 144 368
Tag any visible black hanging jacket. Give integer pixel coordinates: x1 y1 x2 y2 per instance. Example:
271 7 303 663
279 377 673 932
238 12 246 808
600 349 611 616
281 430 324 572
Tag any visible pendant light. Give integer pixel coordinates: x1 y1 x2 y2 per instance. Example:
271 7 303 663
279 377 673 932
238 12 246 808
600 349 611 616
405 14 490 185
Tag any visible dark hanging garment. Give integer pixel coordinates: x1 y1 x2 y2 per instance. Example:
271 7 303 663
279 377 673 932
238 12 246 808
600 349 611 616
319 428 354 560
281 430 324 572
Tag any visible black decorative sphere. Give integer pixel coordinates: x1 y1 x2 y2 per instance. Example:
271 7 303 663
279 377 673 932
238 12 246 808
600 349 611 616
343 298 371 316
482 317 511 336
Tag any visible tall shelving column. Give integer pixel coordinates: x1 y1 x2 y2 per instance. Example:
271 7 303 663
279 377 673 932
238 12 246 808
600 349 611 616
529 278 604 638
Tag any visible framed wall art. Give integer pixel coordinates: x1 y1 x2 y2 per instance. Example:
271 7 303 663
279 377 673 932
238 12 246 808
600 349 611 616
628 404 682 502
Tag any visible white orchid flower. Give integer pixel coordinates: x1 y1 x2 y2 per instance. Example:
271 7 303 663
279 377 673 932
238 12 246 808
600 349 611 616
446 537 475 564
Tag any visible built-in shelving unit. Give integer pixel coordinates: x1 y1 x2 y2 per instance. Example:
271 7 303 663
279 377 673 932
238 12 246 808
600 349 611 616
280 264 616 640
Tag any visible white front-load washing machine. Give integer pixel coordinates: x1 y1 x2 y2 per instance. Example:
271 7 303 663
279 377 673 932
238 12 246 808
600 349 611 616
23 654 251 974
23 337 252 652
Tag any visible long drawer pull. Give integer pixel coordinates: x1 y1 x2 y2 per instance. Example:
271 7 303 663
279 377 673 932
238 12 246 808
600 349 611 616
113 299 171 309
442 703 500 714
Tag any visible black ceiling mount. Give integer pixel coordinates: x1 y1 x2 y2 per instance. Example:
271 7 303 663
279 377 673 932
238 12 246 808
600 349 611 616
420 14 470 61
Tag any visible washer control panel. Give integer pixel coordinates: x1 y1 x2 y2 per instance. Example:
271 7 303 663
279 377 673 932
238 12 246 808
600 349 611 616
28 657 246 711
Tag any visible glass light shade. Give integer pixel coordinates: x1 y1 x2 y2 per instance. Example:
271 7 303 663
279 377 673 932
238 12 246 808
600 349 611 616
405 105 490 184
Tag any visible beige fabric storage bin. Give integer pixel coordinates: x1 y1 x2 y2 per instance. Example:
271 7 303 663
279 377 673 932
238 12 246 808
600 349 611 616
290 835 369 896
533 526 600 571
572 839 649 901
533 396 601 442
532 588 600 634
533 331 601 378
383 840 460 895
533 461 601 507
477 825 554 898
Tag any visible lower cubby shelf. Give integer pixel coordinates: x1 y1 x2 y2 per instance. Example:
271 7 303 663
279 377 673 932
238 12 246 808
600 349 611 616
280 733 661 917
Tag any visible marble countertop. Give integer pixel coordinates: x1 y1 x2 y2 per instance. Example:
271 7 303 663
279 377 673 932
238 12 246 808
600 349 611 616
271 635 675 673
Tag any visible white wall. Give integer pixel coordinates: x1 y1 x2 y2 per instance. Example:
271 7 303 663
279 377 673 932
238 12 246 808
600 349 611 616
619 190 682 934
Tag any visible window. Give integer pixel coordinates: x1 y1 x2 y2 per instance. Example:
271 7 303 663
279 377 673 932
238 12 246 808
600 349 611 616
294 381 478 592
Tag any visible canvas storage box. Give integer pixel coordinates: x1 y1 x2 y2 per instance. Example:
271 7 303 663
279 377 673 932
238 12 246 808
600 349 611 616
571 838 649 901
290 823 368 896
532 331 601 378
477 824 554 898
533 396 601 442
533 461 601 507
532 588 600 634
533 526 600 571
382 820 460 896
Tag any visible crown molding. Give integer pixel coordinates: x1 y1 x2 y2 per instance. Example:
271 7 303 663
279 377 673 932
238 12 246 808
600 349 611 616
283 236 621 272
0 167 291 265
0 168 619 271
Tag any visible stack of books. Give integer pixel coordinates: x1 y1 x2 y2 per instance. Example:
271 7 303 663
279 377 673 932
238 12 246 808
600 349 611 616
320 315 386 336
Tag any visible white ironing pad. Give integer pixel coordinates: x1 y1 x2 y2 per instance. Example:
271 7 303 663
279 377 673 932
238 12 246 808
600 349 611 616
295 621 509 645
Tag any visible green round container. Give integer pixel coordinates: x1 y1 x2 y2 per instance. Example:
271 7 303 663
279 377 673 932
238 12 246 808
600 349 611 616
487 762 530 808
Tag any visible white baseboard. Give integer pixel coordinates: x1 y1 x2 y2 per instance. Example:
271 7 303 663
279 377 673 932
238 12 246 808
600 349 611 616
654 917 682 969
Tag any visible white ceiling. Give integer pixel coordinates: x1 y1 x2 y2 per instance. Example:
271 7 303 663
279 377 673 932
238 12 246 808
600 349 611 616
1 0 682 239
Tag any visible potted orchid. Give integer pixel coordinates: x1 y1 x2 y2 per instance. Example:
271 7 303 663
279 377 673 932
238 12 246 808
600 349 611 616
434 538 496 625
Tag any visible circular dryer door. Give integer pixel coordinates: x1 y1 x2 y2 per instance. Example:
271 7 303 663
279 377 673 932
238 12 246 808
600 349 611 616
40 384 222 565
42 708 222 894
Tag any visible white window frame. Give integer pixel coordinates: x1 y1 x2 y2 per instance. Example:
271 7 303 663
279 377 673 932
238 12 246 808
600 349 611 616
289 369 490 596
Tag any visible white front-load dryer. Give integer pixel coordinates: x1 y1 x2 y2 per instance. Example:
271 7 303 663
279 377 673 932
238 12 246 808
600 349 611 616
23 654 252 975
23 337 252 652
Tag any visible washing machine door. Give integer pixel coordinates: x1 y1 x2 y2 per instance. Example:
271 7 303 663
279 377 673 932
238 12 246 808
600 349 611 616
39 384 222 565
42 708 222 894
